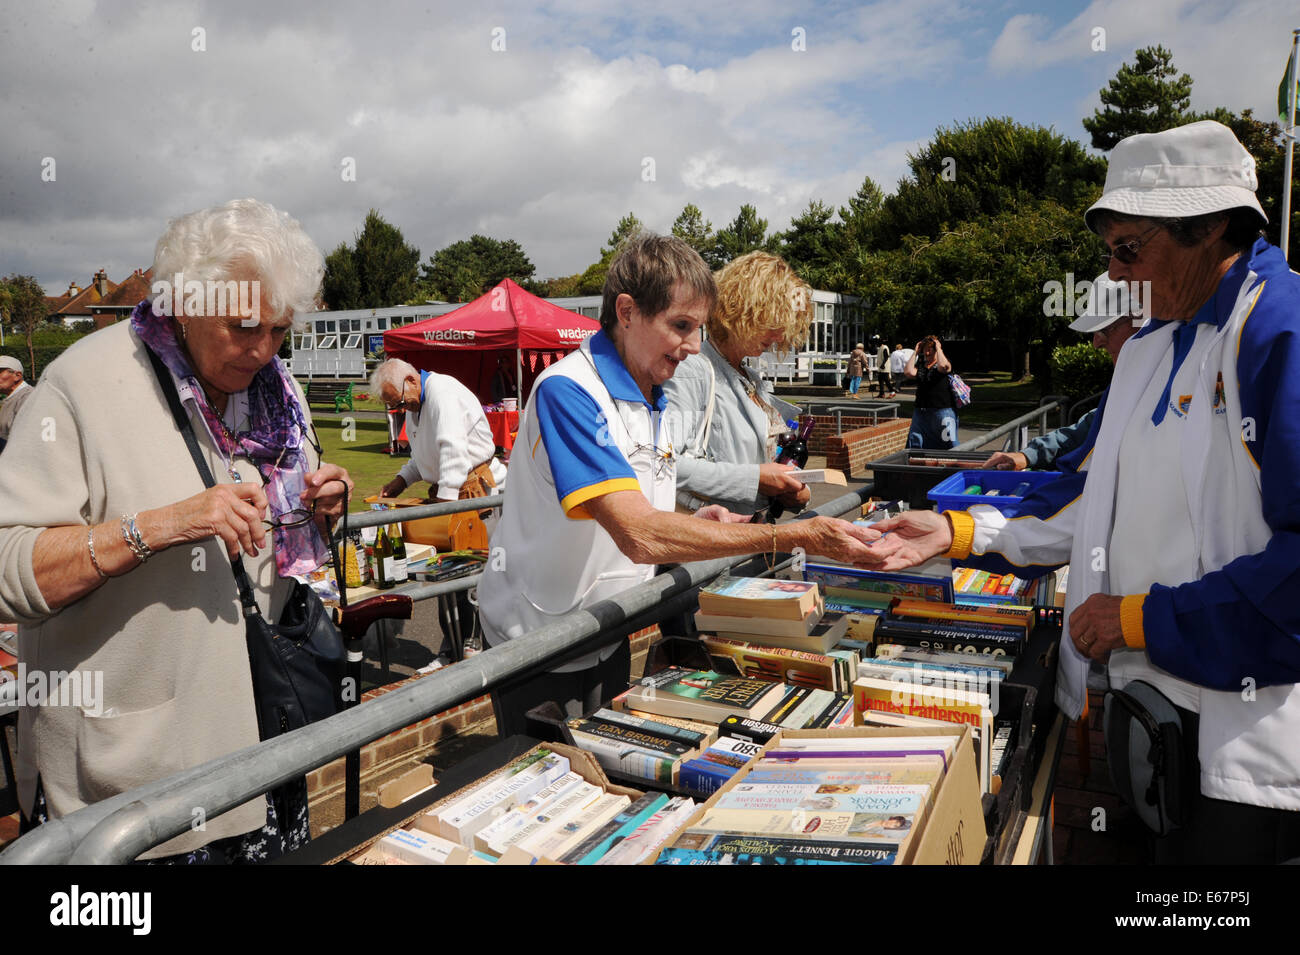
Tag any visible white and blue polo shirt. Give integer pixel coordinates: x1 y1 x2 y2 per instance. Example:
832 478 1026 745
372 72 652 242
477 330 678 671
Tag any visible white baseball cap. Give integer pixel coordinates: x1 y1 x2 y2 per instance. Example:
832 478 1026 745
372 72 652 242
1085 121 1267 234
0 356 23 374
1068 274 1147 334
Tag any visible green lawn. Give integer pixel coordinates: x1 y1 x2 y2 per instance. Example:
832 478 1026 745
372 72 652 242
312 414 408 504
961 372 1046 429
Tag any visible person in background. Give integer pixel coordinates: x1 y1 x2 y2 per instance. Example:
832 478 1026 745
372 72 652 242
886 343 910 399
874 337 892 398
984 274 1144 472
375 359 507 503
867 121 1300 864
0 356 34 452
478 234 884 736
664 251 811 516
903 335 956 449
846 342 868 398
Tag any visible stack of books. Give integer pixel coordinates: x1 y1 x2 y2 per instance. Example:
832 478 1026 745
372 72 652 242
367 746 700 865
656 735 958 865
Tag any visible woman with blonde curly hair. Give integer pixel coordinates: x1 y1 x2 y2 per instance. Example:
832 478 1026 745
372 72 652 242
663 251 813 516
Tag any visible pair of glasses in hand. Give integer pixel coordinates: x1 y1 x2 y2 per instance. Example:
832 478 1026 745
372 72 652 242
263 505 314 529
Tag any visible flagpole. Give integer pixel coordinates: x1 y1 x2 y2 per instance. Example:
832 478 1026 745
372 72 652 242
1282 28 1299 263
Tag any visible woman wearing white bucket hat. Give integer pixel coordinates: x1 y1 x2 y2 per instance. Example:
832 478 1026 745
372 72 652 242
867 120 1300 863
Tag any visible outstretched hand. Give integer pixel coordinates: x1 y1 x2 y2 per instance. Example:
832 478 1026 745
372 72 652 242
856 510 954 570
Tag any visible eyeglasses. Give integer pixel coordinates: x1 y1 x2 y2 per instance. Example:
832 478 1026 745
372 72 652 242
1102 224 1163 265
384 382 410 411
630 442 675 478
264 506 313 529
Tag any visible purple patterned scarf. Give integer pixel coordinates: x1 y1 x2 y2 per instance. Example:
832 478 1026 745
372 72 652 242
131 300 327 577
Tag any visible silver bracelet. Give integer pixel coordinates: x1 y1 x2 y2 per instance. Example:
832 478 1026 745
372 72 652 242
120 514 152 564
87 525 107 578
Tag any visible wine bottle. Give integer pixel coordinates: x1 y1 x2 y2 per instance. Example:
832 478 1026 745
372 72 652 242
387 521 409 584
777 414 815 468
374 524 393 590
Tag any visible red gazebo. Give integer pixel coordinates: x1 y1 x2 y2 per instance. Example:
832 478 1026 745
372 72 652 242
383 279 600 407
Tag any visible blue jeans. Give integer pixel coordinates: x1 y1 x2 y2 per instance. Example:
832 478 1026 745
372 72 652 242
849 375 862 394
908 407 958 450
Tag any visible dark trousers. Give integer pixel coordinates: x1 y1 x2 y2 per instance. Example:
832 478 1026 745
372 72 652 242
1151 707 1300 864
487 637 632 738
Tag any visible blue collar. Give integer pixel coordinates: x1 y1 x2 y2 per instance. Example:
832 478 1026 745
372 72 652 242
589 329 667 412
418 369 432 402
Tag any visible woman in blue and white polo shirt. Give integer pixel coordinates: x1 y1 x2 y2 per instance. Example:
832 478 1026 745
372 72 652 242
477 233 884 735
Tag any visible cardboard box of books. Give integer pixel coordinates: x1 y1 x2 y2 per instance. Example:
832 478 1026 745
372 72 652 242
647 724 986 866
339 741 642 866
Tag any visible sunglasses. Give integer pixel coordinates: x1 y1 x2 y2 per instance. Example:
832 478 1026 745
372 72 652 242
1103 224 1163 265
263 505 314 529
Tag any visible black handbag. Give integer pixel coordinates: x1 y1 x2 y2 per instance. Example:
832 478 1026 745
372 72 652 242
1103 680 1188 836
146 345 346 741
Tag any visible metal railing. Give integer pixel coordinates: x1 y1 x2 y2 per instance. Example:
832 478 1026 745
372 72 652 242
953 398 1069 454
0 485 876 864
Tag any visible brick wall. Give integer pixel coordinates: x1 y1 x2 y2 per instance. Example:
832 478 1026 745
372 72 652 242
305 624 662 801
808 413 902 454
823 418 910 476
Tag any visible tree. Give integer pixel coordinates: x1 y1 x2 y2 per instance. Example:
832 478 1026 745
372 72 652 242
0 274 49 378
419 235 536 302
1188 107 1300 248
671 203 720 268
853 200 1100 381
1083 45 1193 151
322 210 421 310
353 210 421 308
838 175 884 251
713 203 774 264
321 243 361 310
602 213 645 262
780 199 838 288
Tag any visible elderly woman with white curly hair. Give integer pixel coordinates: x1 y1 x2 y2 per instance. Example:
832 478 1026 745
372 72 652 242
0 198 353 863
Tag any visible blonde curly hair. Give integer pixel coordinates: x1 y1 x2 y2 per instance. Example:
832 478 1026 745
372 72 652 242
708 251 812 352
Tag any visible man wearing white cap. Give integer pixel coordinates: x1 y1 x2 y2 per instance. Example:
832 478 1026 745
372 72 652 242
868 120 1300 863
0 356 33 452
983 275 1145 471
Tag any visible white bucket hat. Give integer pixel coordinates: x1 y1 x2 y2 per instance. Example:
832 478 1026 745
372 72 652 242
1068 273 1149 333
1085 120 1267 234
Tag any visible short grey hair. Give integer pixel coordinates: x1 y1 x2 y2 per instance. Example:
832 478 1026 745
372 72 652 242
370 358 418 399
151 198 324 330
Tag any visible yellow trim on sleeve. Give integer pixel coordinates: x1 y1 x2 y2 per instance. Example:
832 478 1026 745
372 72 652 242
560 477 642 520
942 509 975 560
1120 594 1146 648
532 434 543 458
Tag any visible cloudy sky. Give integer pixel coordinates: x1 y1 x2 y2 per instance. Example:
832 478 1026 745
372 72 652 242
2 0 1294 295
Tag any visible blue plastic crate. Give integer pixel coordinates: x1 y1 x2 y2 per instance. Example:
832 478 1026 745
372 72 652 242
927 469 1062 513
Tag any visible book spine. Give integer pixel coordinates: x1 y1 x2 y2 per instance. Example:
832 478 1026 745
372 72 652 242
881 611 1023 636
590 707 706 748
558 792 664 865
891 598 1031 626
567 729 676 784
570 719 692 757
680 758 739 795
717 714 782 744
662 835 897 865
873 625 1022 656
762 685 810 725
